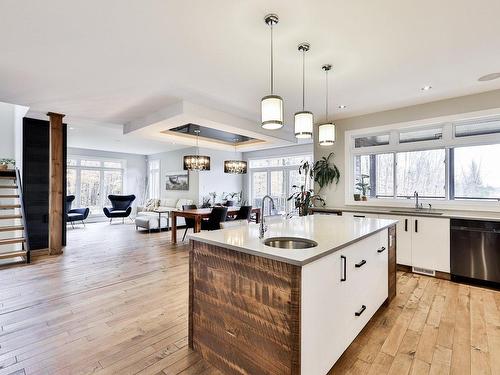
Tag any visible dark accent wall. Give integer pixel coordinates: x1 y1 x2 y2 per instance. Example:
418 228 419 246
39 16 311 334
22 118 67 250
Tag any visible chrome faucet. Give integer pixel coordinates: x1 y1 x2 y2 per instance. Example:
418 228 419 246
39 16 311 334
414 191 423 209
259 195 275 239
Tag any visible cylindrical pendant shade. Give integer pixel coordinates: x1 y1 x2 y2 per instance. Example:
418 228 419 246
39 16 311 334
224 160 248 174
318 123 336 145
183 155 211 171
261 95 284 130
294 111 313 139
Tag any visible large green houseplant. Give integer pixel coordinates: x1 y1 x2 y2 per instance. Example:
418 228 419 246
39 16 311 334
313 152 340 191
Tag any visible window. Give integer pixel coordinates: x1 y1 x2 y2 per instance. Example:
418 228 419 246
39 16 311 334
396 149 445 198
354 153 394 198
455 118 500 138
347 114 500 204
354 134 390 148
148 159 160 199
453 144 500 200
66 156 125 215
249 154 313 214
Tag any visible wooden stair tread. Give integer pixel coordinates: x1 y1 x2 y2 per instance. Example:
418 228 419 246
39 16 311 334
0 176 16 180
0 237 25 245
0 215 22 220
0 250 27 260
0 204 21 209
0 195 19 198
0 185 18 189
0 226 24 232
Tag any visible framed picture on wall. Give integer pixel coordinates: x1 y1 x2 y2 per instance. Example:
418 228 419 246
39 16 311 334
165 171 189 191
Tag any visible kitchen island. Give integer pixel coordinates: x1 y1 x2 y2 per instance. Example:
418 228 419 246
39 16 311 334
188 215 397 375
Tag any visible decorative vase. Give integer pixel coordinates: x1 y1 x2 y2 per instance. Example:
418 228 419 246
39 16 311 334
298 205 309 217
354 194 361 201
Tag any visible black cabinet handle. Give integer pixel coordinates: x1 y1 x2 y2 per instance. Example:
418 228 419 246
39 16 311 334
405 218 408 232
355 260 367 268
355 305 367 317
341 255 347 281
377 246 386 253
415 219 418 233
354 214 366 218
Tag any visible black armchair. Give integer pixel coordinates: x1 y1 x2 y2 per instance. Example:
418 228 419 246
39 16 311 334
103 194 136 223
66 195 90 228
201 206 228 231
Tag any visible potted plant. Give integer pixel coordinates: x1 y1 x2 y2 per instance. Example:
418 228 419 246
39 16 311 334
355 174 371 201
353 193 361 201
201 196 212 208
288 160 326 216
223 191 241 206
0 158 15 171
312 152 340 191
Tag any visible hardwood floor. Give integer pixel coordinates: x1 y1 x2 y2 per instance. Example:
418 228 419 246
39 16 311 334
0 222 499 374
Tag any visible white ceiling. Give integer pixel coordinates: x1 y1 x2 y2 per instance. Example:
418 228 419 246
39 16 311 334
3 0 500 151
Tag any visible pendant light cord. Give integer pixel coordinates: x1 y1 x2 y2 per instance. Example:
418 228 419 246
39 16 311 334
270 24 274 94
325 69 329 119
302 49 305 110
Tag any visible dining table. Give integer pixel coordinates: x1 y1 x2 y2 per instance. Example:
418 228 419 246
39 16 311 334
170 206 261 244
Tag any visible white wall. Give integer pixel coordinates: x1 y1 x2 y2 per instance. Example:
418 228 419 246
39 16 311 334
148 147 200 204
148 147 243 205
314 88 500 208
68 147 147 207
197 148 244 204
0 102 15 159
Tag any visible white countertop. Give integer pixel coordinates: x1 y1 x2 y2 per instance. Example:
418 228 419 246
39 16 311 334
188 215 397 266
312 206 500 222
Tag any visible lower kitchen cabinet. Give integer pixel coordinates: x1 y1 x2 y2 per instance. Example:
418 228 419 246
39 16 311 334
412 217 450 273
378 214 450 274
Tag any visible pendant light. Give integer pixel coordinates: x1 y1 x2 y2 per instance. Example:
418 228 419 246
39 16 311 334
183 129 211 171
318 64 336 146
261 14 283 130
294 43 313 139
224 139 247 174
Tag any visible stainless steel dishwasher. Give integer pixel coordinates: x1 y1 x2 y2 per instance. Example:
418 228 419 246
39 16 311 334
450 219 500 286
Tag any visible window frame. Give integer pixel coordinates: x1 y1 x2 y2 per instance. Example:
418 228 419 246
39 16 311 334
344 109 500 210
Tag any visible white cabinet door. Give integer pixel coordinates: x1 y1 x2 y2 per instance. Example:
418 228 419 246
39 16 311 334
411 217 450 273
379 214 412 266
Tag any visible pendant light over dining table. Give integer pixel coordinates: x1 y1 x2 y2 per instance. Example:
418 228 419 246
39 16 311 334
224 139 247 174
318 64 336 146
294 43 313 139
183 129 211 171
261 14 283 130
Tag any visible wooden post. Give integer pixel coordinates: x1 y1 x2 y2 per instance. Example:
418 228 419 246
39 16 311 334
47 112 65 255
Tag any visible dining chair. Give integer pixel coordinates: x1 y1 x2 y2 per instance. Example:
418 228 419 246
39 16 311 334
182 204 197 241
201 206 228 231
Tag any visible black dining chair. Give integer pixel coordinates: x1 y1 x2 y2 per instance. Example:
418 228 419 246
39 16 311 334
230 205 252 221
182 204 197 242
201 206 228 231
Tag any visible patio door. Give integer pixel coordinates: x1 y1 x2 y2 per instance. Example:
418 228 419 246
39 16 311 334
67 156 125 216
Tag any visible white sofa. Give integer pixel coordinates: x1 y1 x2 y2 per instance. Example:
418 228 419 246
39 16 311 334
136 198 194 227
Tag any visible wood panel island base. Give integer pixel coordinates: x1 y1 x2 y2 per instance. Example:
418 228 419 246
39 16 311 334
188 215 397 375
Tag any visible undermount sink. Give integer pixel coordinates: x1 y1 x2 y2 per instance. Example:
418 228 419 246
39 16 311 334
389 209 443 216
263 237 318 249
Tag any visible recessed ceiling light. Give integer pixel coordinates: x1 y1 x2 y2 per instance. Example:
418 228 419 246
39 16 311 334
421 85 432 91
338 105 347 109
478 72 500 82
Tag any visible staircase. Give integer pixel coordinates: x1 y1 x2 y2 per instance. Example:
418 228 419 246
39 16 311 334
0 168 30 265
